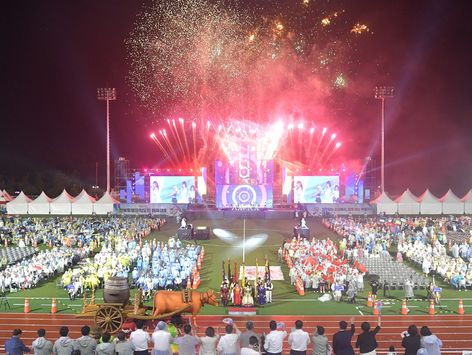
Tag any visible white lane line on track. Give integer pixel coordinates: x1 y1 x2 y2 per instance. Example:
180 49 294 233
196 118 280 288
355 306 364 315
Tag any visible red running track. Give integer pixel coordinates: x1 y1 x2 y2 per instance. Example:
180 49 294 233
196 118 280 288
0 313 471 354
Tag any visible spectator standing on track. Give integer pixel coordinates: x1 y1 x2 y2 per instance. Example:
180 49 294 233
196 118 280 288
241 336 261 355
130 320 151 355
419 326 442 355
115 331 133 355
401 325 421 355
174 324 199 355
355 318 381 355
5 329 30 355
53 326 74 355
217 324 242 355
264 321 287 355
32 329 53 355
312 326 330 355
288 320 311 355
332 319 355 355
151 321 173 355
73 325 97 355
197 326 219 355
241 321 259 349
95 332 115 355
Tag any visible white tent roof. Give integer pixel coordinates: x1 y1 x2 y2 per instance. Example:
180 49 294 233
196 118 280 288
9 191 32 204
3 190 13 200
30 191 52 204
0 191 8 203
461 190 472 202
73 189 96 203
395 189 418 203
95 191 119 204
418 189 440 203
440 189 462 203
370 191 395 204
53 189 73 203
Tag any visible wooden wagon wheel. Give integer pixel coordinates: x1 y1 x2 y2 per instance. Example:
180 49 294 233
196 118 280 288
94 305 124 334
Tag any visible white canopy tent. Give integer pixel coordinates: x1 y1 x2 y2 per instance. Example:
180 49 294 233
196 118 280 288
6 191 32 215
28 191 52 215
50 190 73 215
371 191 397 215
462 190 472 214
0 190 13 203
93 191 118 215
71 189 96 215
396 189 420 215
418 189 442 215
440 189 464 215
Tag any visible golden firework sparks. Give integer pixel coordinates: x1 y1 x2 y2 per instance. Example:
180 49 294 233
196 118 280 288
351 23 370 35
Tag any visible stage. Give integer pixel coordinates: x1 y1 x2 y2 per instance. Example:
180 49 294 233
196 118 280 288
119 203 375 218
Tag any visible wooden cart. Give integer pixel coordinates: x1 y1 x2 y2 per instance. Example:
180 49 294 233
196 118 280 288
76 291 191 333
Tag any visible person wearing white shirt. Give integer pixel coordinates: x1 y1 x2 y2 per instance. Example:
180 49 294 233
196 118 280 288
241 336 260 355
130 320 151 355
288 320 310 355
151 321 173 355
264 321 287 355
198 326 219 355
217 324 241 355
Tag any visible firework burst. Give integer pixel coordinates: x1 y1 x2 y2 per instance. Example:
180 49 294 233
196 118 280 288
128 0 372 121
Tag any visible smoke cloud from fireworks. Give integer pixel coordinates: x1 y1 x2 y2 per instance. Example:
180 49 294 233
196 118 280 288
127 0 372 124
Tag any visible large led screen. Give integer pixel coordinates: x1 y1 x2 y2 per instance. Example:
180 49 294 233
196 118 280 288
292 176 340 203
216 185 273 208
150 176 195 204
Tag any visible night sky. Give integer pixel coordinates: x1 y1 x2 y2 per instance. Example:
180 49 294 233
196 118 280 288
1 0 471 197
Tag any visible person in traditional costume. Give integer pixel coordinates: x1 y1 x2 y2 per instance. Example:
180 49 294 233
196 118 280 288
258 283 266 305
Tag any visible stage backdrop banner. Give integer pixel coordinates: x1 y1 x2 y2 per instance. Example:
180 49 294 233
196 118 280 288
216 184 273 208
306 203 374 216
119 203 187 216
239 266 284 281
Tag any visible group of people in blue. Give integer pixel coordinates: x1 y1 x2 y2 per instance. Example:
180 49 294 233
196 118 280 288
132 236 201 298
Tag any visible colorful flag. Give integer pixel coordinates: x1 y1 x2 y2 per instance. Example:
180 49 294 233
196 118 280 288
227 257 232 282
254 258 258 290
233 261 238 284
241 264 246 288
265 257 271 281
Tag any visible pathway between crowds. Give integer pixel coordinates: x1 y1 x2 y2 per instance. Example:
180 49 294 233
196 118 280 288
0 313 471 354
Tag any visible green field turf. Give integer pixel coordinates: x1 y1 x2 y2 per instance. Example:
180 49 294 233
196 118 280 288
2 217 471 316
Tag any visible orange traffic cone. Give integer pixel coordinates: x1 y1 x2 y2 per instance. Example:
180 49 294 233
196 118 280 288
24 298 30 314
51 298 57 314
401 299 409 315
367 292 373 307
458 299 465 315
429 300 435 315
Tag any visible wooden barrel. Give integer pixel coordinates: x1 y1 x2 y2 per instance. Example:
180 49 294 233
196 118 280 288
103 277 130 305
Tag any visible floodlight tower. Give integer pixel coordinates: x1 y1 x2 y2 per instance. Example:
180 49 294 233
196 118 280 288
97 88 117 193
374 86 394 193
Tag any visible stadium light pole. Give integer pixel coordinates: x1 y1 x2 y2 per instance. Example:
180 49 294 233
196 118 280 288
97 88 117 193
374 86 394 193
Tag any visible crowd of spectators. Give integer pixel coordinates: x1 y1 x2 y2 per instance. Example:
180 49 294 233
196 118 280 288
282 236 363 301
0 216 162 295
4 318 446 355
324 216 472 289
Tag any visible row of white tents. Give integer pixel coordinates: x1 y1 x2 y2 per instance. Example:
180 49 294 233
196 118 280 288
372 189 472 215
2 189 118 215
